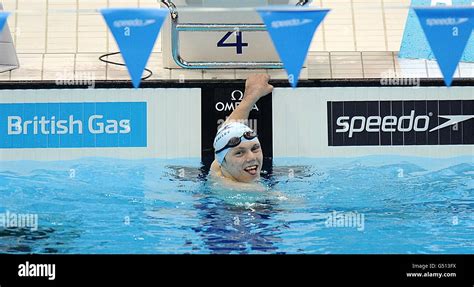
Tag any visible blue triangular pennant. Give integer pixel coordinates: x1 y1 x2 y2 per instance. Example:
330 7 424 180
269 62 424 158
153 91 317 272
414 7 474 86
399 0 474 63
101 8 168 88
257 7 329 88
0 12 10 32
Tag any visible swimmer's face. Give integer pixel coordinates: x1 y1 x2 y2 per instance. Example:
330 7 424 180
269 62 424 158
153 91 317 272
221 141 263 183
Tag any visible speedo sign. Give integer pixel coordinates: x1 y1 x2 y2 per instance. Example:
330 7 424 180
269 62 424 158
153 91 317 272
0 102 147 148
327 100 474 146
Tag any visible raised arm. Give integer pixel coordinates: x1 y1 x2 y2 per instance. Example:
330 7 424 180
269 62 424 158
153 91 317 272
211 74 273 175
224 74 274 124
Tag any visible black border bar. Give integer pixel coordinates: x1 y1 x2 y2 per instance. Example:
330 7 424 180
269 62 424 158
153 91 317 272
0 78 473 90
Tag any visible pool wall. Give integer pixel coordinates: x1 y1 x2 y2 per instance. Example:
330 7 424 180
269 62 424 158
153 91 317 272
0 88 201 161
0 81 472 161
273 86 473 158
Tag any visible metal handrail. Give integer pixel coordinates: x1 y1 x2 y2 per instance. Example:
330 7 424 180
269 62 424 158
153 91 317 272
160 0 312 69
161 0 178 20
296 0 311 6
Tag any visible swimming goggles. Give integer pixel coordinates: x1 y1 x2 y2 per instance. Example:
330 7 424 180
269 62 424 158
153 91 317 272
214 131 258 154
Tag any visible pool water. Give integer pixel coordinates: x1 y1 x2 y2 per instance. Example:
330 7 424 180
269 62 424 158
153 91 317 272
0 155 473 254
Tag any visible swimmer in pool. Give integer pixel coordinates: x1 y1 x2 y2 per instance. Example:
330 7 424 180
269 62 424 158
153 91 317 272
210 74 274 185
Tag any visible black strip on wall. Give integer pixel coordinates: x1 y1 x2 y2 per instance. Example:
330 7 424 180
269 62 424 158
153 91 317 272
201 83 273 173
328 100 474 146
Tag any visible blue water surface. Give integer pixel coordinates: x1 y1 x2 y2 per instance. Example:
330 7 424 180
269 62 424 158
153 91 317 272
0 155 473 254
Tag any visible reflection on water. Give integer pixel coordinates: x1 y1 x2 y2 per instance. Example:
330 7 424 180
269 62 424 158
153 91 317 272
0 156 472 254
177 162 294 254
193 187 285 254
0 227 81 254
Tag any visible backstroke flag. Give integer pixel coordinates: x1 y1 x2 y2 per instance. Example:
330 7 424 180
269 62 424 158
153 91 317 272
414 7 474 86
257 7 329 88
400 0 474 63
0 12 10 32
101 8 168 88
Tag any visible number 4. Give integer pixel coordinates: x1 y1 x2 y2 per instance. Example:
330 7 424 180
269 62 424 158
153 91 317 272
217 32 249 54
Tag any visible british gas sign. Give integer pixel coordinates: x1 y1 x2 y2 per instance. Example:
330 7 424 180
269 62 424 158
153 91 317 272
0 102 147 148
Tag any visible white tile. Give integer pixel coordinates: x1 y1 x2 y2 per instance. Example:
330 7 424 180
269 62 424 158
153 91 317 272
307 51 331 78
394 56 428 78
330 52 363 72
426 60 460 79
46 42 77 53
362 53 394 70
168 69 200 81
42 54 75 80
17 0 47 10
234 69 266 80
459 62 474 78
325 40 356 52
308 52 331 63
1 0 17 10
139 0 160 8
75 53 107 80
10 54 44 80
78 0 107 9
146 53 171 80
308 68 331 79
78 36 107 53
107 1 139 8
203 70 236 80
332 71 364 78
0 70 11 81
267 68 309 81
266 69 289 80
106 64 131 80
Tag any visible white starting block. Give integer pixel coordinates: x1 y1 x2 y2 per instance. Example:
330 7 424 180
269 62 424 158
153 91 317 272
0 3 19 73
160 0 311 69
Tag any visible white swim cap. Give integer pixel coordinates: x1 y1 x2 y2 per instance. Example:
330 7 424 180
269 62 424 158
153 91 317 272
213 122 259 165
